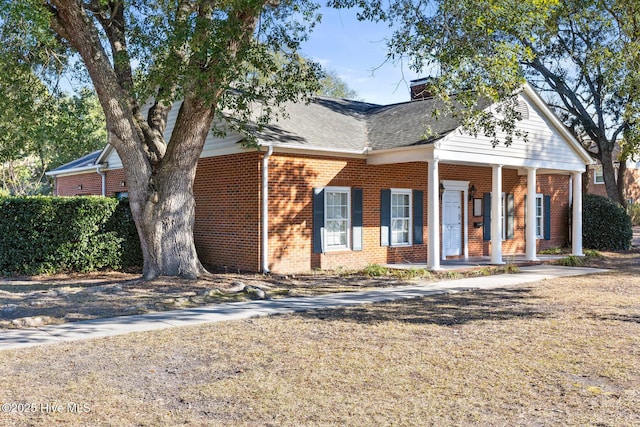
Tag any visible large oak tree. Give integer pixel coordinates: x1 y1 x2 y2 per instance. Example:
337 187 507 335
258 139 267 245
333 0 640 206
0 0 323 279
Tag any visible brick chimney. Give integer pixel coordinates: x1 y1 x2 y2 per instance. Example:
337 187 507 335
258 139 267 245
410 78 434 101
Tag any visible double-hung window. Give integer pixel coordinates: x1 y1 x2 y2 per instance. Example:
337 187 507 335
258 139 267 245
391 189 412 246
324 187 350 250
594 166 605 184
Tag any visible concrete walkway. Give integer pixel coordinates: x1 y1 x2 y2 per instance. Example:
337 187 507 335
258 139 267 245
0 265 607 351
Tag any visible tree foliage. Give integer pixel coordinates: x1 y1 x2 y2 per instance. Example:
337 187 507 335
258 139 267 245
331 0 640 205
0 88 107 195
0 0 325 279
317 68 360 100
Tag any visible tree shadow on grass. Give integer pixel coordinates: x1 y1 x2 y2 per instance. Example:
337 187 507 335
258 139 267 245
296 287 550 326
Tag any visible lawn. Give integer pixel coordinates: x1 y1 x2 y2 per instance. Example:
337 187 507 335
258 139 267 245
0 252 638 426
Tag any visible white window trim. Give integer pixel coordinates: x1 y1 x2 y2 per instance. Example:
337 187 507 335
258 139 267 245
324 186 351 251
390 188 412 247
594 165 605 184
535 193 544 239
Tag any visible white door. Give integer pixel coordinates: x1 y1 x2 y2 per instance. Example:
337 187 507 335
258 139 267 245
443 191 462 256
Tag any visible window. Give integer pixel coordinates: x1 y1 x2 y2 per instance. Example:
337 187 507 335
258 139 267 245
501 193 506 241
324 187 350 250
391 190 412 245
535 194 544 239
516 100 530 120
594 166 604 184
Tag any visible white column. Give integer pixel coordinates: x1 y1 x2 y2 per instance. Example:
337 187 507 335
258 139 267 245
427 159 441 270
526 167 538 261
572 171 584 256
491 164 504 264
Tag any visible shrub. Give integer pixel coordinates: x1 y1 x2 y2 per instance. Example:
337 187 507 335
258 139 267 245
0 196 141 275
105 198 142 268
582 194 632 251
362 264 389 277
555 255 585 267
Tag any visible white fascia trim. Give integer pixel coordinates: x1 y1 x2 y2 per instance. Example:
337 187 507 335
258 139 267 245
366 144 435 165
436 148 588 172
259 142 368 158
521 84 594 165
45 164 106 178
96 141 115 164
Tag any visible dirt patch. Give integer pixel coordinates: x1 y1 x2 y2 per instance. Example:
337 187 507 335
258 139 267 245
0 269 412 328
1 250 636 329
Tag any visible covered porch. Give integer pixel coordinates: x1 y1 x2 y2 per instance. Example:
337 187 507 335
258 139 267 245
367 86 593 271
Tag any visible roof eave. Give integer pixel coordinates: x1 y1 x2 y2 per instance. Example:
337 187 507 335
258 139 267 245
45 164 105 178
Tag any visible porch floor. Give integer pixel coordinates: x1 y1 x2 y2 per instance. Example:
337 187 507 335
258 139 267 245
384 254 566 271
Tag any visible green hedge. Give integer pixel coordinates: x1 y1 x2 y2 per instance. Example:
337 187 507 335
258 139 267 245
0 196 142 275
582 194 632 251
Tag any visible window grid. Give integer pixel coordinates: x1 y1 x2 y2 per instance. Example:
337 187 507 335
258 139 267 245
325 189 350 249
594 166 605 184
391 191 411 245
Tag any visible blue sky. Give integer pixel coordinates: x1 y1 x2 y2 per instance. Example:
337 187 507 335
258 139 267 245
300 7 422 105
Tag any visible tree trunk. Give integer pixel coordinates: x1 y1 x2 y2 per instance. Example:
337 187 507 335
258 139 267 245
617 160 628 208
599 145 624 206
124 97 216 280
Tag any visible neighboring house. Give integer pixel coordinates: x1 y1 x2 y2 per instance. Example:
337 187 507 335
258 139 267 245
587 159 640 205
47 82 592 274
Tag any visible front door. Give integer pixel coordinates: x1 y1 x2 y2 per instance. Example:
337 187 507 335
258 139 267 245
443 190 462 256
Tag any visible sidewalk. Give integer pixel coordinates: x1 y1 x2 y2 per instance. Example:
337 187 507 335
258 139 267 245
0 265 607 351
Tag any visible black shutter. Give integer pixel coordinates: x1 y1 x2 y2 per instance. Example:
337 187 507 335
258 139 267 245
413 190 424 244
313 188 325 253
380 189 391 246
506 193 515 240
544 194 551 240
352 188 363 251
483 192 491 241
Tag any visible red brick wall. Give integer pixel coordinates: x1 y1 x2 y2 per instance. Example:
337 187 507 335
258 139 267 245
586 166 607 198
586 165 640 204
265 155 571 274
267 153 430 273
193 152 261 272
625 168 640 204
54 169 128 197
55 172 103 196
53 153 573 274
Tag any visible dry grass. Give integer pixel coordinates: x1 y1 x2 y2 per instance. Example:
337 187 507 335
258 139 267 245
0 252 638 425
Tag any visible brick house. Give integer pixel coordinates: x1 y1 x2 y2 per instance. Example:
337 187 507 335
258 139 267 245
47 83 592 274
587 158 640 205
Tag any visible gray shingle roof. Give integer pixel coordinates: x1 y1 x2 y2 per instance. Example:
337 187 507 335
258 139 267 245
254 97 377 151
255 96 463 152
48 149 102 172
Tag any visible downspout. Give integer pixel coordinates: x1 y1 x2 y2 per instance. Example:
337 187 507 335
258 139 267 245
261 145 273 273
97 166 106 196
